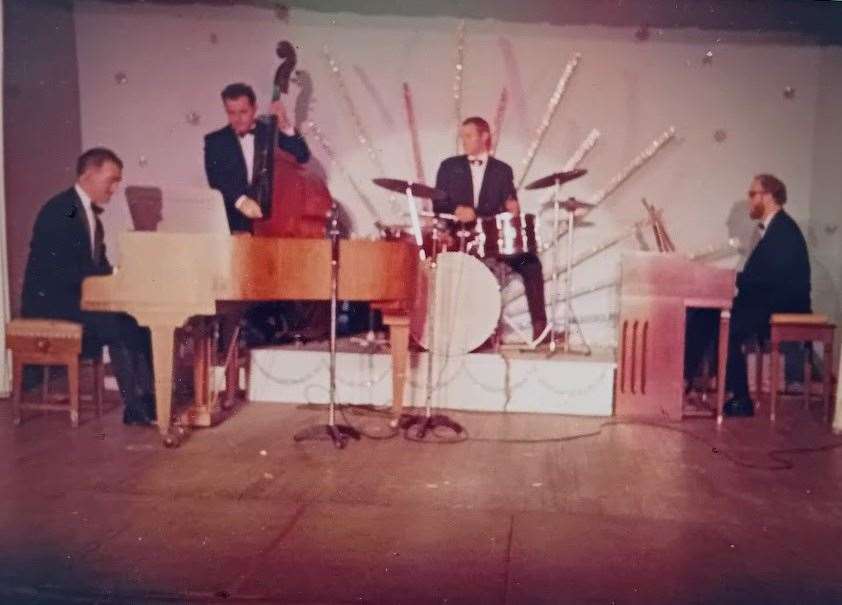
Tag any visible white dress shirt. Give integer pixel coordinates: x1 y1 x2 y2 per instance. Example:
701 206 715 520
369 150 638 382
238 132 255 183
74 183 96 257
759 209 779 239
467 152 489 207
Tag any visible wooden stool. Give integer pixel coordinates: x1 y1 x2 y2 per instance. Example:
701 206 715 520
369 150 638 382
6 319 104 428
768 314 835 423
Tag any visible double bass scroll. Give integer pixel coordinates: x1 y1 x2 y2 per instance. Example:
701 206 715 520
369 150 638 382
252 40 331 238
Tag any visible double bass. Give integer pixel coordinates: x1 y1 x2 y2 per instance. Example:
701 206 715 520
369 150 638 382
252 41 331 238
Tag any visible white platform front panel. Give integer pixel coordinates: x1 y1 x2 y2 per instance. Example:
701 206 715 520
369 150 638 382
249 347 615 416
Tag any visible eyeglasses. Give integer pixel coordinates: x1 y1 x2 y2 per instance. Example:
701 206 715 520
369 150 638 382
748 190 766 198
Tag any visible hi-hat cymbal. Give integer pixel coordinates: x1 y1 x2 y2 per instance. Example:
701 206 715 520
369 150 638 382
372 178 447 201
543 217 595 230
541 197 595 213
524 168 587 190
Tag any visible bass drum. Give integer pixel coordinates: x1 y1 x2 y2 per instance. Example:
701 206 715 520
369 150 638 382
410 252 501 356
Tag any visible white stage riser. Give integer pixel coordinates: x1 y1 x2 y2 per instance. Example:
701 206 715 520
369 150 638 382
248 349 615 416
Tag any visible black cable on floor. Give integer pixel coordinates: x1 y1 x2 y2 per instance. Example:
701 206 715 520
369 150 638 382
296 402 842 470
338 405 399 440
404 417 842 471
295 402 400 440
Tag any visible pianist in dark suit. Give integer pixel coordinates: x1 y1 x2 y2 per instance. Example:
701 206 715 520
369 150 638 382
433 117 548 341
686 174 811 417
204 82 310 233
21 148 156 425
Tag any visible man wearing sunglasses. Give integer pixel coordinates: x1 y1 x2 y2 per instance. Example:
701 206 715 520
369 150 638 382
686 174 811 417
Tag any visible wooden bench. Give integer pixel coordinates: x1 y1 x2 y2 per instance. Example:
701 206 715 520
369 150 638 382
749 314 835 423
6 319 104 427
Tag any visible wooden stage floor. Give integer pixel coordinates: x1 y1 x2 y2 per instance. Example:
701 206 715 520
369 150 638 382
1 394 842 604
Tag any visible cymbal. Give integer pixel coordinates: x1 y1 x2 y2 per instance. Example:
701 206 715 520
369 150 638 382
417 211 457 221
372 178 447 201
524 168 587 190
378 222 412 231
541 197 594 213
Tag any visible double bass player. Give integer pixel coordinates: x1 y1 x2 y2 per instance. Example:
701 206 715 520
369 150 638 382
203 82 310 234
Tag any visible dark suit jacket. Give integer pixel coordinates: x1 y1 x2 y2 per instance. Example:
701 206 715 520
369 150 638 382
204 120 310 233
22 187 112 321
433 155 517 217
736 209 811 317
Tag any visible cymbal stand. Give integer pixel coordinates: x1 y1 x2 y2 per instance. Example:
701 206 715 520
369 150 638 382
558 198 591 355
397 187 464 439
293 202 361 448
526 177 564 352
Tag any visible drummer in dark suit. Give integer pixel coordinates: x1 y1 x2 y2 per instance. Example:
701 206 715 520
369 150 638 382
433 117 548 341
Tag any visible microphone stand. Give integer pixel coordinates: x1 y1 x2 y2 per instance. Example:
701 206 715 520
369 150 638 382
293 202 361 448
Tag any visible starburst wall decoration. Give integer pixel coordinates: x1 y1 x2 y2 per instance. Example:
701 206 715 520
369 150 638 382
310 19 692 344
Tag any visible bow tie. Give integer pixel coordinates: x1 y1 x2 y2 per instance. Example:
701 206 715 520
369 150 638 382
238 128 257 138
758 222 765 231
468 158 484 167
92 203 104 216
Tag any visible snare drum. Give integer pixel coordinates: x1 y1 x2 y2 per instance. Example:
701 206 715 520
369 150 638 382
473 212 540 258
380 220 457 259
421 224 458 258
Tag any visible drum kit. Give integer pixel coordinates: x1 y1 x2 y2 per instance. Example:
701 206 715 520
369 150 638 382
372 167 591 357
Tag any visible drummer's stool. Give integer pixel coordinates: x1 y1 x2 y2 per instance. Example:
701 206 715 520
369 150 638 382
6 319 104 428
754 314 836 423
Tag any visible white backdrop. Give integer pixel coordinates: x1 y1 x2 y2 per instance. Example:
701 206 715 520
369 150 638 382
74 1 840 347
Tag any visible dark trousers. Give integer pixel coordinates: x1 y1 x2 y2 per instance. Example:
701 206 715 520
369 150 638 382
81 311 153 413
497 253 547 338
725 304 772 398
684 303 770 399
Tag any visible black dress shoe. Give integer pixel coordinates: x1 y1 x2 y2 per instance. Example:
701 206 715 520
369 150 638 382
723 396 755 418
123 408 156 426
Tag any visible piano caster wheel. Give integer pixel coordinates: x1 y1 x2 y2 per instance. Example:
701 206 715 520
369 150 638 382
163 425 187 448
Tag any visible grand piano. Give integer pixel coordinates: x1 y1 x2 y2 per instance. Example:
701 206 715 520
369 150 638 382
616 250 736 422
82 232 417 443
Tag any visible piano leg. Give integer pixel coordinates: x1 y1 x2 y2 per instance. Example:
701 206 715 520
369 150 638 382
383 314 410 416
149 324 179 443
192 319 210 413
716 309 731 425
